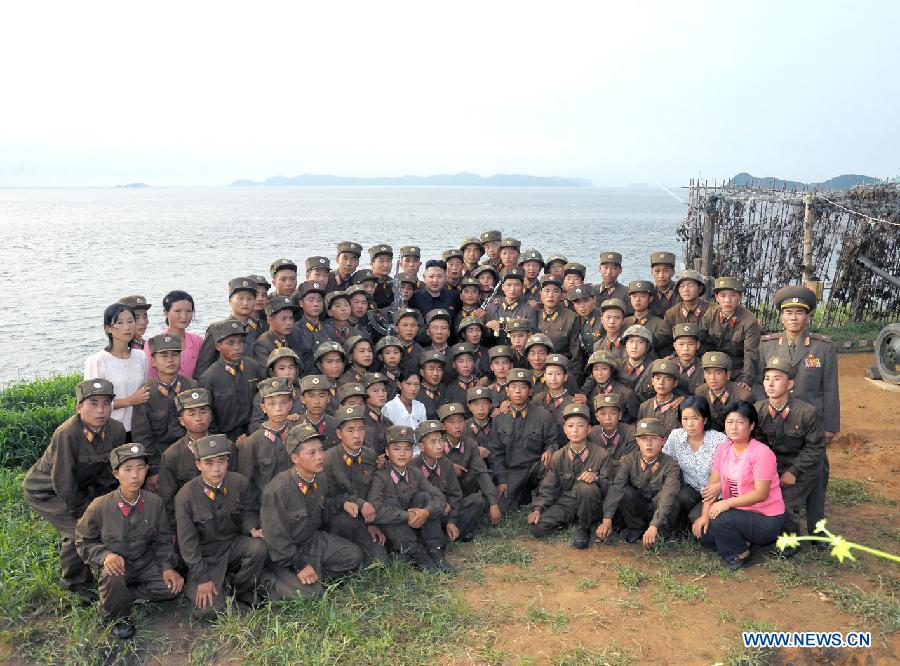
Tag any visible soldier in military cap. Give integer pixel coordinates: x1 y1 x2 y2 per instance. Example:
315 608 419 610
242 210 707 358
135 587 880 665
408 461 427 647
454 277 485 330
352 268 379 299
486 344 514 406
504 317 533 368
327 241 363 293
479 229 503 271
293 280 328 374
312 341 348 402
23 379 125 600
544 254 569 282
304 256 331 283
398 245 422 280
261 424 363 599
637 359 684 438
497 237 521 272
460 236 485 277
175 435 267 617
374 336 404 395
366 424 450 572
569 284 602 361
159 388 238 532
596 252 631 313
335 382 367 409
523 333 555 386
663 270 710 333
199 320 265 442
324 405 388 565
298 372 338 442
368 244 395 309
669 323 705 396
323 290 363 344
485 268 538 339
417 350 448 419
442 248 465 291
423 308 453 358
694 351 751 432
252 296 303 367
596 417 682 547
532 353 579 446
117 295 151 350
392 308 427 375
270 258 299 298
519 249 545 304
562 262 587 296
488 368 560 511
700 277 760 388
537 274 584 380
249 347 305 433
619 324 658 404
444 343 482 408
75 443 182 639
473 264 500 302
465 386 496 458
340 335 375 385
754 355 826 552
624 279 671 356
590 393 638 466
246 274 272 334
131 334 198 492
593 298 628 361
528 403 612 548
346 285 377 341
458 315 493 379
195 277 261 377
582 351 640 424
362 372 396 456
649 251 679 318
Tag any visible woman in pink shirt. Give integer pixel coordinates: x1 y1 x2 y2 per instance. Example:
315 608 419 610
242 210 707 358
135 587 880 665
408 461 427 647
144 291 203 379
697 401 785 570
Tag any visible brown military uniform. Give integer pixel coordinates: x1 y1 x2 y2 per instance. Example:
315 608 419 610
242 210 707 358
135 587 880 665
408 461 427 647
248 387 305 434
130 375 198 474
602 450 681 532
700 304 761 385
531 390 576 447
252 330 306 368
589 423 638 469
298 413 338 450
236 425 293 514
663 299 710 330
672 357 705 397
465 417 494 456
596 282 631 314
199 358 265 440
624 313 671 356
485 298 539 334
583 380 640 424
577 309 606 360
418 382 448 419
412 453 486 540
195 317 260 379
618 354 659 404
445 434 499 508
694 381 752 432
531 442 611 532
637 396 685 439
537 308 584 378
649 285 679 319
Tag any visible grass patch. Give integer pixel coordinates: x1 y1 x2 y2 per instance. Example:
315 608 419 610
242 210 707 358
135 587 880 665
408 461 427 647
0 374 82 409
525 598 570 632
555 643 634 665
613 563 647 591
652 569 708 604
725 620 777 666
814 320 885 351
576 577 599 591
828 476 896 506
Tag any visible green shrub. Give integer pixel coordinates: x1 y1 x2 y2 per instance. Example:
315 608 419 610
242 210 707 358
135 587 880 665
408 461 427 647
0 374 81 409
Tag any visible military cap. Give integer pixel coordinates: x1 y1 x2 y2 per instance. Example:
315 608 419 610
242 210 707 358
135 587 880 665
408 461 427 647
336 383 367 404
650 358 677 378
148 333 182 354
247 274 271 289
368 244 393 260
489 344 514 360
344 285 368 300
500 267 526 282
672 322 700 340
459 236 484 252
593 392 624 411
314 341 346 362
76 378 115 403
480 229 502 243
600 298 626 313
674 269 706 295
297 280 326 298
457 315 484 334
467 386 493 403
325 290 351 309
713 276 743 293
505 318 532 333
567 284 595 301
117 295 151 310
562 403 590 420
519 249 545 266
420 350 447 366
110 442 149 469
193 434 232 461
396 272 419 286
635 418 665 437
285 423 321 454
259 377 294 399
524 333 554 353
425 308 452 324
621 324 652 344
175 387 211 411
545 253 568 267
451 342 477 359
415 419 445 440
599 251 623 266
209 319 246 342
508 368 533 384
266 347 300 368
351 269 377 285
774 285 817 312
335 403 367 425
229 277 258 298
701 351 732 370
628 280 654 295
586 350 619 370
305 256 331 272
539 274 563 290
545 353 569 369
386 424 416 444
499 237 521 251
473 265 499 280
442 248 464 262
763 355 795 378
265 296 299 317
437 402 466 421
374 335 404 354
299 374 330 393
344 335 369 354
563 262 586 277
362 372 389 388
336 241 363 257
650 251 676 267
399 245 421 258
459 277 481 290
395 307 420 322
270 258 298 277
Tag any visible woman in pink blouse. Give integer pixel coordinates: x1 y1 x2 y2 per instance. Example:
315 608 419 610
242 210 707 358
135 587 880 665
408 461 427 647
144 291 203 379
697 401 785 570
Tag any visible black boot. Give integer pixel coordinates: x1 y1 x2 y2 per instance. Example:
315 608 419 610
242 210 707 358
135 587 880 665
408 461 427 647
112 617 135 640
571 527 591 549
625 528 642 544
427 546 457 573
407 545 439 573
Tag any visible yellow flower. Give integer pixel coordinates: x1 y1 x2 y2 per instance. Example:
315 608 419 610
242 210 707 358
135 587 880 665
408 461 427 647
776 533 801 551
830 536 856 564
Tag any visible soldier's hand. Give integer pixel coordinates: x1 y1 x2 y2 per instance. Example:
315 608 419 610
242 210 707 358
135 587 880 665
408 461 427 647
163 568 183 594
691 515 710 539
344 501 360 518
103 553 126 576
595 519 613 540
489 504 502 525
235 434 248 444
367 525 386 546
411 508 430 528
780 471 797 487
526 510 541 525
573 393 588 405
287 413 301 422
642 525 658 548
452 463 466 477
361 501 376 523
144 474 160 493
195 580 217 610
486 321 500 332
737 381 752 392
499 400 511 414
541 451 553 467
474 308 487 319
824 431 836 444
578 470 598 484
497 483 509 497
446 523 460 541
250 528 264 538
479 446 490 459
297 564 319 586
128 386 151 406
443 504 451 516
376 454 386 469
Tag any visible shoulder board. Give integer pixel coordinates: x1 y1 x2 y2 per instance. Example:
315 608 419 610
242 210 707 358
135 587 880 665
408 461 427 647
760 333 780 341
809 333 832 342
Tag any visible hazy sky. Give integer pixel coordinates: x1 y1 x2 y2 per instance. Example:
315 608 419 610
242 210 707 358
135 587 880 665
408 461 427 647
1 1 897 187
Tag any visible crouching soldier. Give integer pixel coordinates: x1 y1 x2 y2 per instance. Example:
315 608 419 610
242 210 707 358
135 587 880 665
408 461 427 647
75 443 183 639
596 418 681 548
175 434 267 617
261 424 363 600
527 404 611 549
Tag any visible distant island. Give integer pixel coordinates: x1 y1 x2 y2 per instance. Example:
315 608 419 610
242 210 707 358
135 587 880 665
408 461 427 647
114 182 150 189
230 172 593 187
728 172 877 191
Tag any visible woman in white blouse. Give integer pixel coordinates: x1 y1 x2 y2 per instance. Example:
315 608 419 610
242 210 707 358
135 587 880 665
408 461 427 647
382 370 427 454
83 303 150 437
662 396 727 536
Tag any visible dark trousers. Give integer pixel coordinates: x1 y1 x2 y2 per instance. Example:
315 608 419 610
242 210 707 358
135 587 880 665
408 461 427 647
499 461 546 513
24 492 90 589
185 536 268 617
674 484 704 527
781 459 823 536
445 493 488 540
95 558 179 618
806 453 829 533
328 511 388 566
379 491 445 566
700 509 784 558
535 482 604 534
266 531 362 601
616 485 672 533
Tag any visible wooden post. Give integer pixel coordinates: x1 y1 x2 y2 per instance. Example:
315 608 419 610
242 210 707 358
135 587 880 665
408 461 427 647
701 195 717 277
802 192 814 283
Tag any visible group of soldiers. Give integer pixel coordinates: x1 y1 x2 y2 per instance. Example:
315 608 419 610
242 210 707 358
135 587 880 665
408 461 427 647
23 230 839 638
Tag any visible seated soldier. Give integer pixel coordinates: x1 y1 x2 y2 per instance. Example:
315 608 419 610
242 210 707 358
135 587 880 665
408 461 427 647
590 393 638 469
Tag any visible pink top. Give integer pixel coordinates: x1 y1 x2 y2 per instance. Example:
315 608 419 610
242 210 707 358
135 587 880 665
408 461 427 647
144 328 204 380
713 438 784 517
